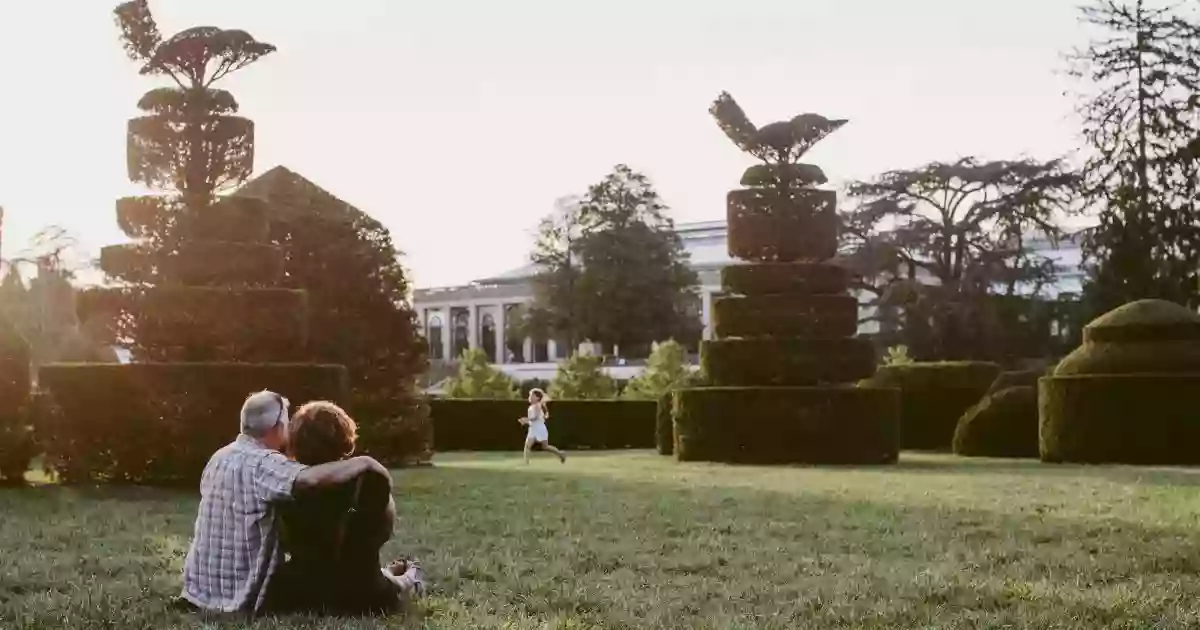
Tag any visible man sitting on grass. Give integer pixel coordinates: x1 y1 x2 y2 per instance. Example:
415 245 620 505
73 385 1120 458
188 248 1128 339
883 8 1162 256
177 390 393 616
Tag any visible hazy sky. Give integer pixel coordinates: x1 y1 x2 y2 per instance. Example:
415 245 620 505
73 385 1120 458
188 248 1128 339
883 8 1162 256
0 0 1088 288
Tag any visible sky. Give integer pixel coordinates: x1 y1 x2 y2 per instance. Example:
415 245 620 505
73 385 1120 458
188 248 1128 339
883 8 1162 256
0 0 1089 288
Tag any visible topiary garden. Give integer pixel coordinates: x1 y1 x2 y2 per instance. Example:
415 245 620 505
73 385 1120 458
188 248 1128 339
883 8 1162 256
1039 299 1200 465
671 93 900 465
864 361 1001 451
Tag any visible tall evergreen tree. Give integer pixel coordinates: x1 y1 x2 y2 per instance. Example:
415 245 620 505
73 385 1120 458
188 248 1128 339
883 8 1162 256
1069 0 1200 312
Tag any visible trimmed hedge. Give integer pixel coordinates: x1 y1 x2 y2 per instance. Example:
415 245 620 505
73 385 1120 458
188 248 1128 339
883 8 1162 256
430 399 657 451
713 294 857 339
865 362 1000 450
1082 299 1200 344
37 363 348 484
1053 339 1200 376
1039 374 1200 465
656 393 673 455
0 320 33 483
673 386 900 464
726 189 838 262
702 337 876 386
952 386 1038 458
988 370 1041 394
721 262 849 296
77 286 309 362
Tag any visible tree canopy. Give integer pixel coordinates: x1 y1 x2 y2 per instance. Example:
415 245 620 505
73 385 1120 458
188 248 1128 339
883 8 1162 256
841 157 1078 360
1067 0 1200 313
549 353 618 400
530 165 699 357
441 348 519 399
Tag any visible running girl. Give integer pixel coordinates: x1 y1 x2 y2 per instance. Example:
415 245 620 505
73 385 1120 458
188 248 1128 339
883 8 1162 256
518 388 566 464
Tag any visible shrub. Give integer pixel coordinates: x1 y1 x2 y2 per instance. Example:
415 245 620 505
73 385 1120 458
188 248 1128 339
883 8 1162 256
623 340 691 400
37 363 347 484
952 386 1038 458
865 361 1001 450
1039 374 1200 464
713 294 857 339
549 353 617 400
988 370 1040 394
673 386 899 464
0 317 33 484
518 378 551 398
721 262 848 296
656 393 674 455
442 348 519 399
702 337 876 386
430 399 656 451
882 345 913 367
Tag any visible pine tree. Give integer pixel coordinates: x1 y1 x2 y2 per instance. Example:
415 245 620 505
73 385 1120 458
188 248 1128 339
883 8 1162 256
1069 0 1200 312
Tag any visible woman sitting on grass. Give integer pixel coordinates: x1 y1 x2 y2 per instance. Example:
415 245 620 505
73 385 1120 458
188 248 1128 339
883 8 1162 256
264 401 425 617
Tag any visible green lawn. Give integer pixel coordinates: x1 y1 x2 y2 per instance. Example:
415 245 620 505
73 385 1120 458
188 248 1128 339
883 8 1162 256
4 452 1200 629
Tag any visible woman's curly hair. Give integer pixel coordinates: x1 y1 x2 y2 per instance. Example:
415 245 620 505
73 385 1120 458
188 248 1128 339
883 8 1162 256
288 401 358 465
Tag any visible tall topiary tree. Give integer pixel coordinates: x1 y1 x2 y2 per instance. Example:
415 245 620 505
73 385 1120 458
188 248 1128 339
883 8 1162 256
35 1 345 484
672 93 901 464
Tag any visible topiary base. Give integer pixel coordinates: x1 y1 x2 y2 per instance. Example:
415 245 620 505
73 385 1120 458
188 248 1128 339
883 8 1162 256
674 386 900 464
1039 374 1200 465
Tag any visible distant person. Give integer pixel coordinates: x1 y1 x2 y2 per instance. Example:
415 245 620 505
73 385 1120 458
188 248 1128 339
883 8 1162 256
178 390 392 617
518 388 566 464
264 401 425 616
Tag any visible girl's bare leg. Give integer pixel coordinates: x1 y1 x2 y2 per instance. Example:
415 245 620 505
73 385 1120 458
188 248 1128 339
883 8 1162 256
543 443 566 463
523 437 535 464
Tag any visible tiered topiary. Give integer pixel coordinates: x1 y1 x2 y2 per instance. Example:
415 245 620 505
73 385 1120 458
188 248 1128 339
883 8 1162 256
672 93 900 464
35 3 345 484
1040 299 1200 464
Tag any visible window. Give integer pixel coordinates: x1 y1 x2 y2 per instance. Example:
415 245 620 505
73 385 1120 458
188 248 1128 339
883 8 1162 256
481 314 497 363
427 315 444 360
452 310 469 360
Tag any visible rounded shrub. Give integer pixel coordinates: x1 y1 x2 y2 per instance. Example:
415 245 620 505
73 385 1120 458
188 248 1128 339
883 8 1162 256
952 386 1038 458
865 361 1001 450
1041 299 1200 464
988 370 1040 394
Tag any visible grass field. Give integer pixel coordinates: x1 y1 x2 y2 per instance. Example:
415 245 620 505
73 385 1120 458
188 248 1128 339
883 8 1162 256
4 451 1200 629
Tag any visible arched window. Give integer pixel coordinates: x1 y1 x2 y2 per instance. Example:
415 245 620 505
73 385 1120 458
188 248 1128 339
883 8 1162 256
452 310 470 359
427 315 444 360
481 314 497 363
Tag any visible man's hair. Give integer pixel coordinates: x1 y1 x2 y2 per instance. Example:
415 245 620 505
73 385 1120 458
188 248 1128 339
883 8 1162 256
241 390 289 438
288 401 358 465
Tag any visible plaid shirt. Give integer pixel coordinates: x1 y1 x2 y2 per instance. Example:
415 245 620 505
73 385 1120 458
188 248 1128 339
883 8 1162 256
181 434 307 613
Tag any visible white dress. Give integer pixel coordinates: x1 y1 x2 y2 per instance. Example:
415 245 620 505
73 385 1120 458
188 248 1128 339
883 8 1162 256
526 404 550 443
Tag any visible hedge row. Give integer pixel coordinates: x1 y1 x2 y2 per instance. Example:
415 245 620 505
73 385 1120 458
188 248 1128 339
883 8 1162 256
37 363 348 484
702 337 875 387
720 262 849 296
726 189 838 262
673 386 900 464
0 321 33 484
1039 374 1200 465
952 386 1038 459
430 399 657 451
712 294 858 339
863 362 1000 450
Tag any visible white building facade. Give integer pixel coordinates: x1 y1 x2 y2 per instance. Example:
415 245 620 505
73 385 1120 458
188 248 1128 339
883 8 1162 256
413 220 1084 379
